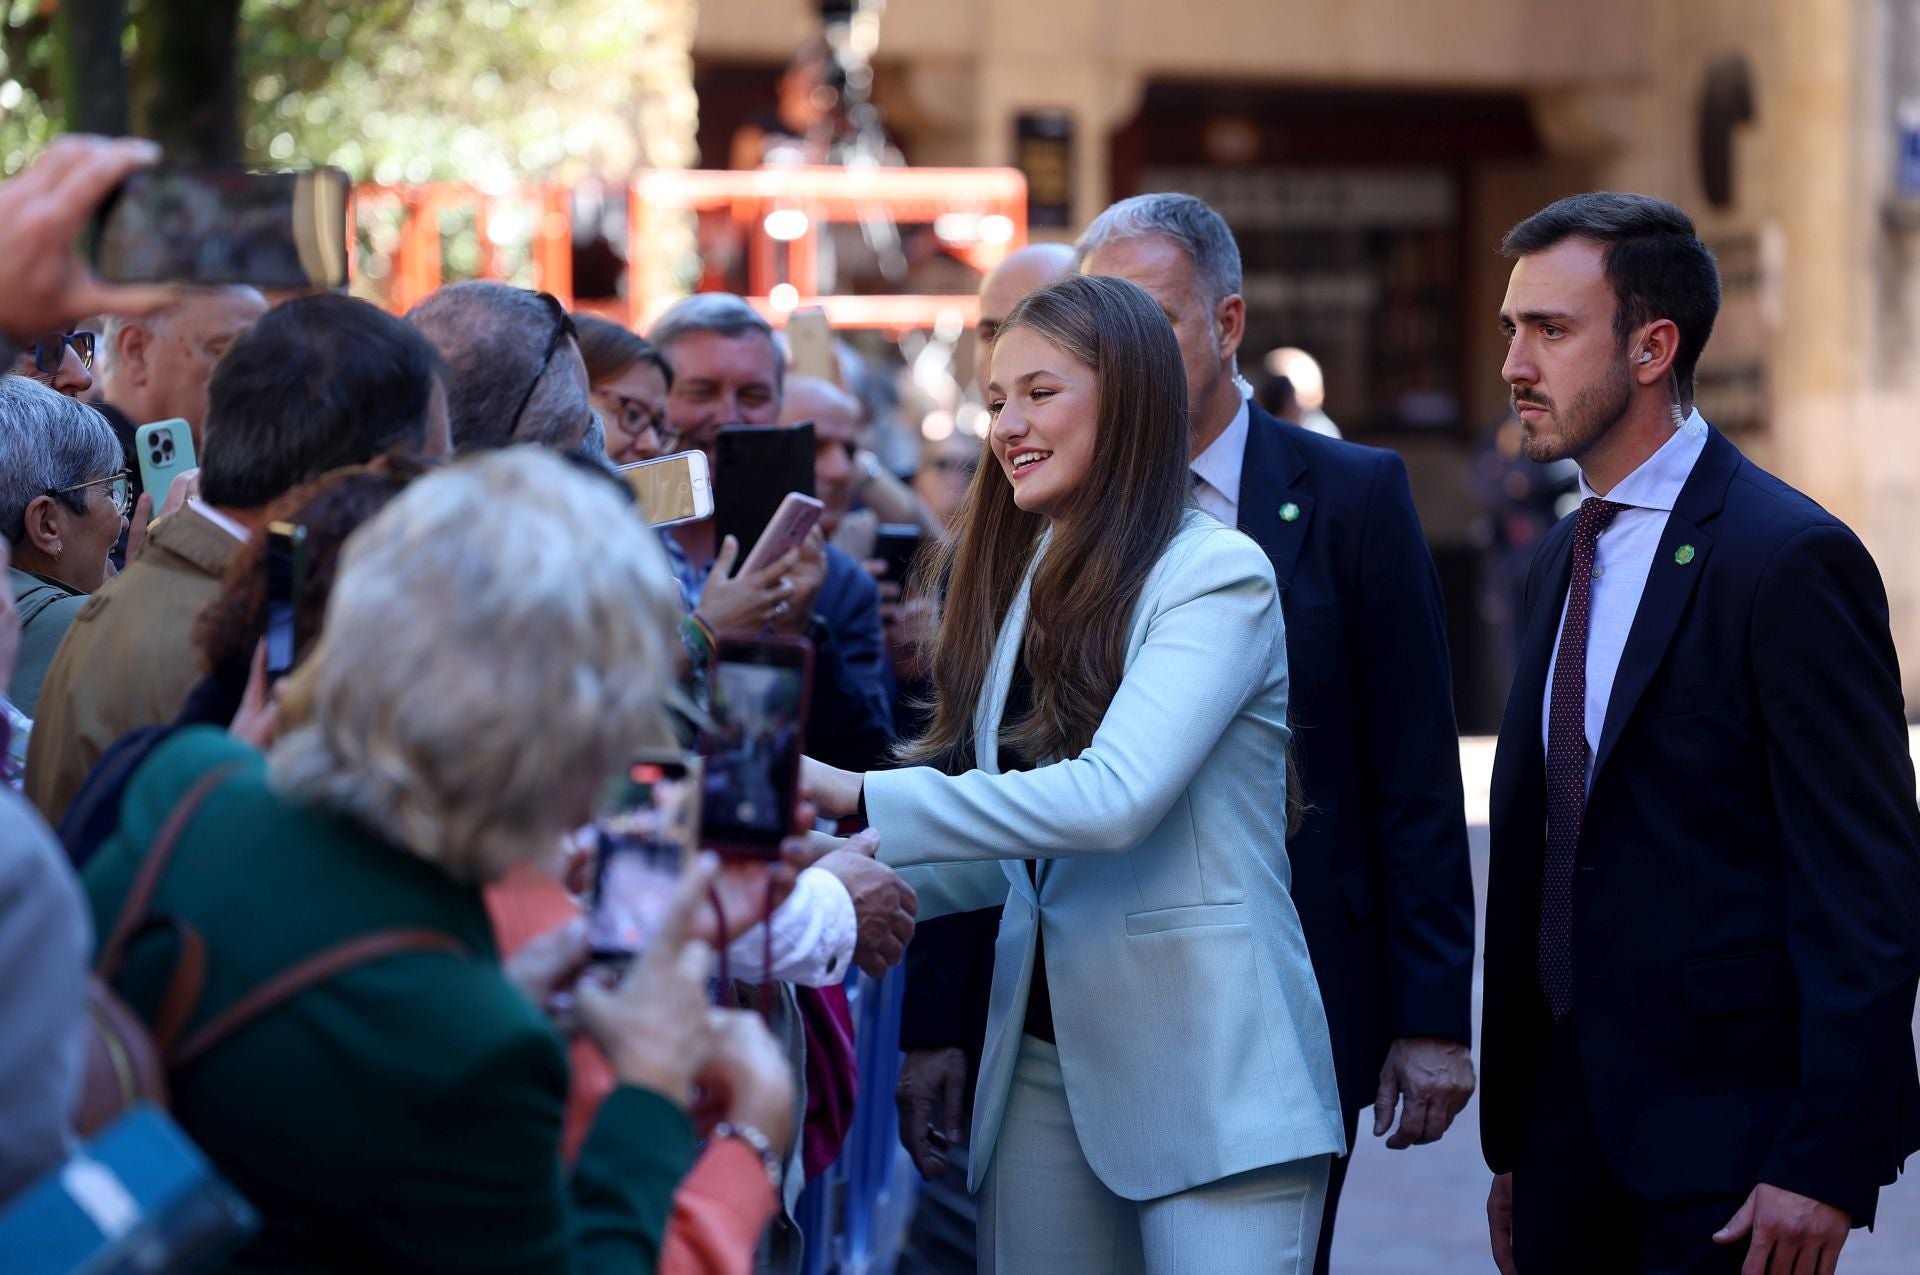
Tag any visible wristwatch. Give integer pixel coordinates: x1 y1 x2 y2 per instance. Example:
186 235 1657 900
712 1121 784 1192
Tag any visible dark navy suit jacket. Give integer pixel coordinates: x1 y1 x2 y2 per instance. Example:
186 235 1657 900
1235 403 1476 1108
1481 426 1920 1222
902 405 1478 1118
807 544 896 770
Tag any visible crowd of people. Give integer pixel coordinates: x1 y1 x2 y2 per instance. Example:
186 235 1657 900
1 131 1917 1275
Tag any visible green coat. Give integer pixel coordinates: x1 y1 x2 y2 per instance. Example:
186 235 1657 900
7 564 88 718
85 727 694 1273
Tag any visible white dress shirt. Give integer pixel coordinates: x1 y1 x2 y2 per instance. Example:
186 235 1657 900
1542 410 1710 789
1191 396 1251 528
186 496 252 544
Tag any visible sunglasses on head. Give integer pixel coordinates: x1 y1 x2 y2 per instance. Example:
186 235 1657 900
30 331 96 374
508 294 578 439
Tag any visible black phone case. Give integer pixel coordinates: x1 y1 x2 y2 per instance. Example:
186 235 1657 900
874 525 924 587
714 424 816 564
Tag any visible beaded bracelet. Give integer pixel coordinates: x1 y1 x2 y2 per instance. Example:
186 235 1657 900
712 1121 784 1193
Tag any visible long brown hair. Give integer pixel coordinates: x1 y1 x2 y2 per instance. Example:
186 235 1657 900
901 274 1192 771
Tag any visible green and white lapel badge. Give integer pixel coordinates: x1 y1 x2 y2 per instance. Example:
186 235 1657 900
1279 502 1301 523
1674 544 1696 566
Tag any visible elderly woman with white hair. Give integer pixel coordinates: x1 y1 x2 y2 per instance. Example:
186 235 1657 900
1 375 130 717
84 449 796 1273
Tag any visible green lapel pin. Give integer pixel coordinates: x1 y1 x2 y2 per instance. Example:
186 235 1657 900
1674 544 1696 566
1279 502 1301 523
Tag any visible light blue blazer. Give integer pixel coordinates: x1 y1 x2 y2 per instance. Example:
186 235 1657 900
865 511 1347 1201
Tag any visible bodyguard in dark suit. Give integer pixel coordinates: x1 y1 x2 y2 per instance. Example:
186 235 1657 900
1483 193 1920 1274
1081 194 1477 1271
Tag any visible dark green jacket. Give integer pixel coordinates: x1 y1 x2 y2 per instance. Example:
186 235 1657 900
85 727 694 1273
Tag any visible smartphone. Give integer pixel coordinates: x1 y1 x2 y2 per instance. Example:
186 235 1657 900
714 423 815 561
88 166 351 290
699 636 814 859
588 753 704 963
134 419 197 508
618 450 714 527
786 306 838 382
263 522 308 685
740 492 825 574
873 523 925 587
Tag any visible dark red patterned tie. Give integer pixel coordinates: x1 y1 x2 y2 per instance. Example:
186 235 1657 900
1538 497 1629 1020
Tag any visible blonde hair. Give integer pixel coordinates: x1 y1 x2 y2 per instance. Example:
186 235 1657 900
269 447 682 883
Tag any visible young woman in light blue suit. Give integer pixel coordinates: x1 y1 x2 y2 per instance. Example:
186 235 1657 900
804 274 1345 1273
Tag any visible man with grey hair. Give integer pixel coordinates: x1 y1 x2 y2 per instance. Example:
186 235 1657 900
94 286 267 449
646 291 893 772
1080 192 1478 1273
1 377 129 715
649 291 784 457
406 281 603 455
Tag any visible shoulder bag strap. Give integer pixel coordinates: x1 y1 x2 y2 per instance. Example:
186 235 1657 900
95 762 244 979
168 928 468 1070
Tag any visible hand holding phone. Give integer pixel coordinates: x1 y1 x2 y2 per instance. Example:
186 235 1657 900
135 420 197 508
0 135 178 341
88 166 350 290
714 424 815 559
739 493 825 575
263 522 307 686
695 535 800 636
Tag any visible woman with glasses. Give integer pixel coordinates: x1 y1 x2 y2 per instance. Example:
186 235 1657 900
0 378 129 716
575 314 677 465
8 328 96 400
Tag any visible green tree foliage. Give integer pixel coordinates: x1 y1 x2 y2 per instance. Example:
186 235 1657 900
4 0 692 180
1 0 65 169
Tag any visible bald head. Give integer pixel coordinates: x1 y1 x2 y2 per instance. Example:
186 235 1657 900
100 286 267 444
780 374 864 534
975 243 1076 396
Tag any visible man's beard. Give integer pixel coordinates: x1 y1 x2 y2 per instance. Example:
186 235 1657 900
1514 367 1632 465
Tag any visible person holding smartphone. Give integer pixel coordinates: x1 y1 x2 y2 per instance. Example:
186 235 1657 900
82 451 788 1271
1 378 132 716
802 275 1345 1273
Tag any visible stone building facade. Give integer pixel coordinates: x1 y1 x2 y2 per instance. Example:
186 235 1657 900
693 0 1920 720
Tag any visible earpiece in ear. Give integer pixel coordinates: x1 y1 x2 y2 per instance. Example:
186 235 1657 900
1638 351 1654 364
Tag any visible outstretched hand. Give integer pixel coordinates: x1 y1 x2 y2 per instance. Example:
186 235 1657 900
0 136 180 342
799 756 863 819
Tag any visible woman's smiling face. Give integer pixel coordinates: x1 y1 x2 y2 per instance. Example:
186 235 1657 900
986 325 1100 520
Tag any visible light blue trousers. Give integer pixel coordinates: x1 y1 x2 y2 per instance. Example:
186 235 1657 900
977 1036 1331 1275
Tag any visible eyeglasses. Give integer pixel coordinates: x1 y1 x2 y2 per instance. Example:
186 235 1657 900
594 390 679 450
52 469 132 518
30 331 97 374
507 293 577 440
